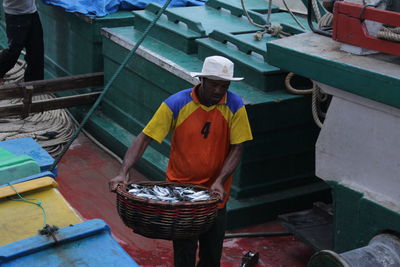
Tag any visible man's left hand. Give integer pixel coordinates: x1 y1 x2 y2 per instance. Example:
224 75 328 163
210 181 225 201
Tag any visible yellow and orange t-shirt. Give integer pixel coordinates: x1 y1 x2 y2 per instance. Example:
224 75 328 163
143 85 253 207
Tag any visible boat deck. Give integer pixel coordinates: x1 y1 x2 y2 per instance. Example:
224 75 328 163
57 133 313 266
267 32 400 109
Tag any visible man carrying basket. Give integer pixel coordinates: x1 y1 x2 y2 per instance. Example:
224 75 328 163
109 55 253 267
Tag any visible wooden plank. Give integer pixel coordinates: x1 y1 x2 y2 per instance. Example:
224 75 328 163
0 92 100 117
0 72 104 99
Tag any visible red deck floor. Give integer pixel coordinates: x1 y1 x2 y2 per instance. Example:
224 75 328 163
57 133 314 266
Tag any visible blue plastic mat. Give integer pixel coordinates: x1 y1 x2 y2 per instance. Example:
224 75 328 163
41 0 206 17
0 219 139 266
0 171 55 187
0 137 56 175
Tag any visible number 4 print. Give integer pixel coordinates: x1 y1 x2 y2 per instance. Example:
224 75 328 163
201 122 211 138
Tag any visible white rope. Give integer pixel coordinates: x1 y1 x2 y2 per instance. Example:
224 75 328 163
240 0 269 28
311 0 322 21
0 59 123 162
282 0 306 30
378 26 400 42
240 0 292 40
2 59 26 82
0 62 77 157
318 12 333 29
311 84 323 128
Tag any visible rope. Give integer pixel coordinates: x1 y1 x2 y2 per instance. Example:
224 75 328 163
7 182 47 228
2 59 26 82
0 93 77 158
318 12 333 29
378 26 400 42
311 0 322 21
240 0 268 28
285 72 329 128
0 47 77 157
282 0 306 30
50 0 174 171
382 26 400 34
359 1 400 43
285 72 313 95
240 0 292 40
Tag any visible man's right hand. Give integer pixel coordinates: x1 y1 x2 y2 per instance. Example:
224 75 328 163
109 174 128 192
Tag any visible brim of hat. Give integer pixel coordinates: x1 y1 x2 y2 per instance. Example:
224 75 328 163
191 72 244 81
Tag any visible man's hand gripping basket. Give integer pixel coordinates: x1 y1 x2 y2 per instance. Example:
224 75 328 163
116 181 220 240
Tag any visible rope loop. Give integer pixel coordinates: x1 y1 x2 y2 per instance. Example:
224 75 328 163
267 25 284 37
284 72 331 128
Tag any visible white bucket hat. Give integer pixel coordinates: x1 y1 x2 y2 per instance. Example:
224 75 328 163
191 56 244 81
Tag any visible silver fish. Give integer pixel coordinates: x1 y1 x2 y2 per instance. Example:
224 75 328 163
128 184 211 202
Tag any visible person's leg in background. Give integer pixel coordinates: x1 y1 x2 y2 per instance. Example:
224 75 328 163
197 208 227 267
24 11 44 82
0 13 29 82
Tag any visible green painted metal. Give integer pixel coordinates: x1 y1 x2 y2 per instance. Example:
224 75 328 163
227 180 331 229
265 27 400 255
206 0 280 14
198 8 312 62
132 3 266 54
264 11 311 33
267 32 400 109
0 148 13 161
196 31 283 91
98 26 330 228
0 32 7 49
0 154 40 184
0 1 6 48
50 0 173 170
36 1 134 78
70 108 168 180
180 11 310 90
328 181 400 253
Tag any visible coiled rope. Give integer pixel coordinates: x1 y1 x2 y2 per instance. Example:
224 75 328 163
0 60 77 157
2 59 26 82
378 26 400 42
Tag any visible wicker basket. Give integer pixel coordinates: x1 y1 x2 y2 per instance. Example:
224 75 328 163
116 181 220 240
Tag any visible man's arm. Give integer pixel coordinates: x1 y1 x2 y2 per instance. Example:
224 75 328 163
210 143 243 199
109 132 153 192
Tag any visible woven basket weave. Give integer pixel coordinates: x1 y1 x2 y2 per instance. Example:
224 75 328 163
116 181 220 240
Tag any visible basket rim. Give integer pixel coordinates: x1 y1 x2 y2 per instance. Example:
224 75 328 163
116 181 221 206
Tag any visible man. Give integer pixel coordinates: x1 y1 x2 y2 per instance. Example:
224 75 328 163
109 56 253 267
0 0 44 83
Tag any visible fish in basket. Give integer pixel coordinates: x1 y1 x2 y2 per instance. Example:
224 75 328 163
115 181 220 240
